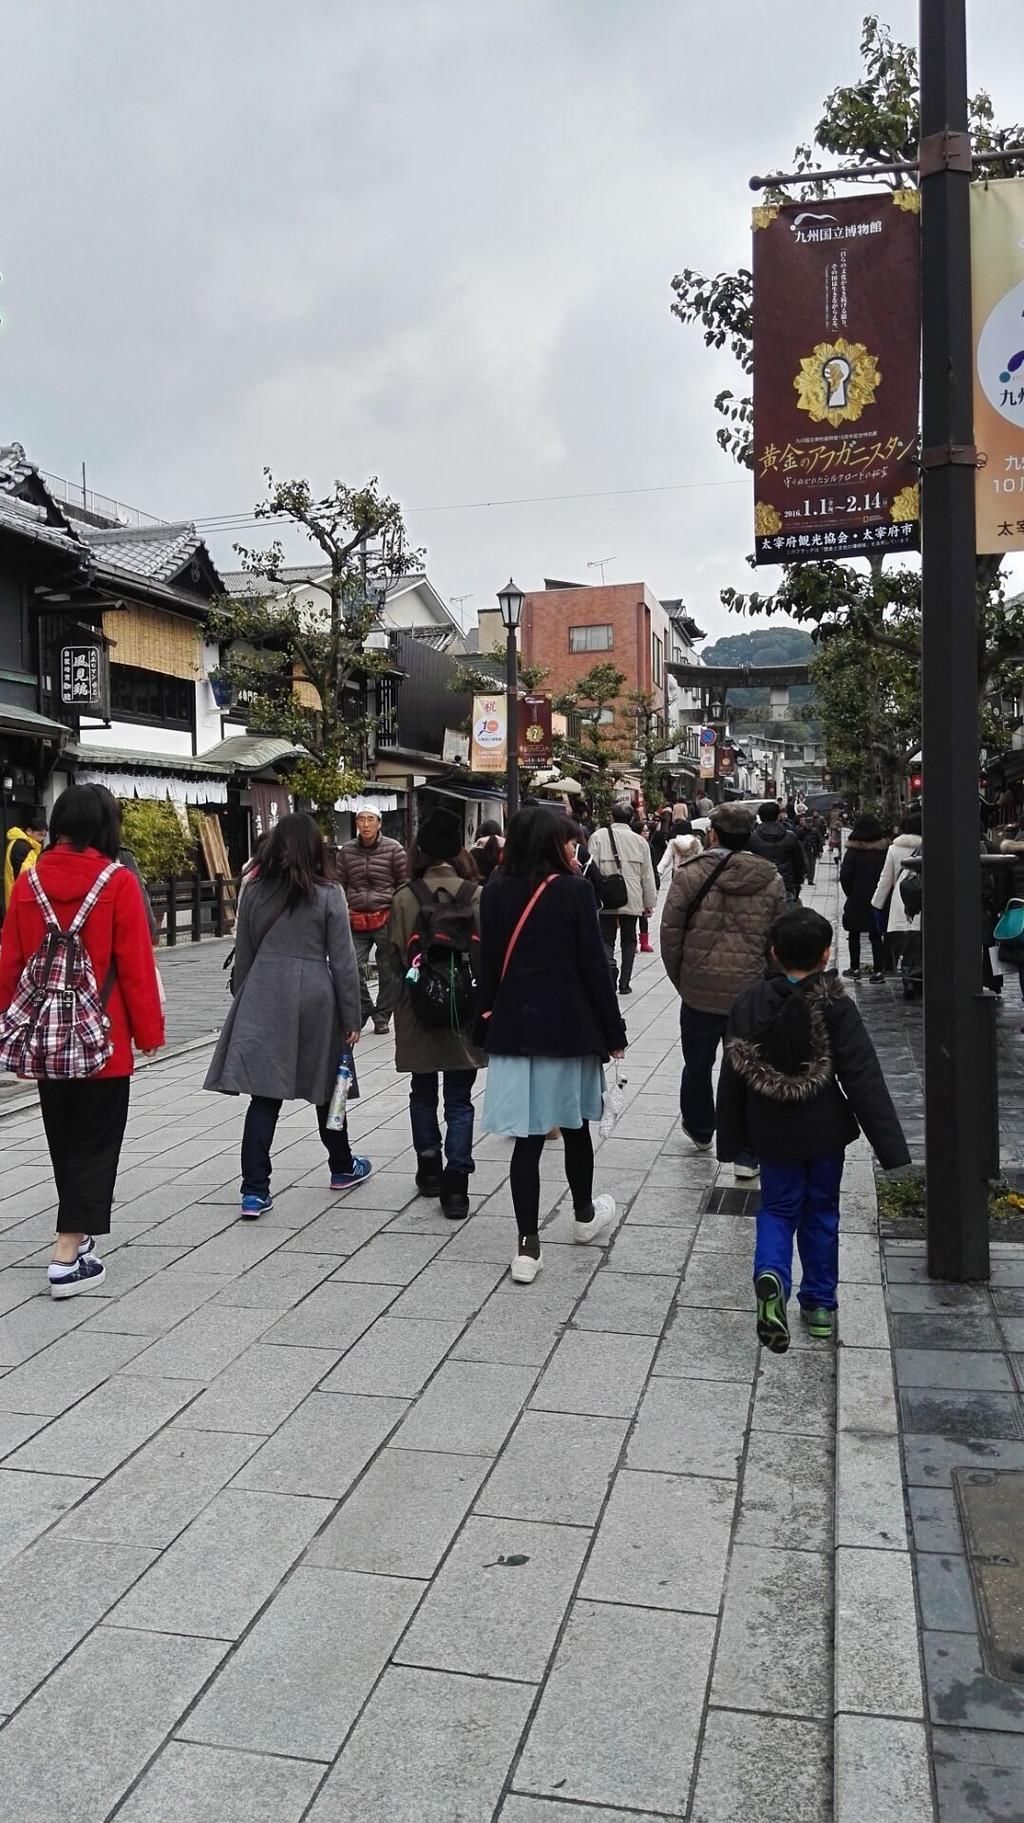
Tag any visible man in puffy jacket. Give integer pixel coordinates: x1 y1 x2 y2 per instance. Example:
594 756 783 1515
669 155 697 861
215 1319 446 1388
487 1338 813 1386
3 808 47 908
336 806 409 1033
749 801 806 902
660 804 785 1175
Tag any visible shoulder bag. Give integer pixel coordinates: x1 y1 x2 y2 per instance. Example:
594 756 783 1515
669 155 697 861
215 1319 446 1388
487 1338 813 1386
596 826 629 912
223 893 289 996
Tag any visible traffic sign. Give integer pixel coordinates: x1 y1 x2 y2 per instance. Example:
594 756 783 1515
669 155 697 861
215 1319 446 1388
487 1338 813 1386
699 726 717 746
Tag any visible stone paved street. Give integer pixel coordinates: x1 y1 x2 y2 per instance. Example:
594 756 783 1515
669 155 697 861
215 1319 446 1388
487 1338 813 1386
0 934 841 1823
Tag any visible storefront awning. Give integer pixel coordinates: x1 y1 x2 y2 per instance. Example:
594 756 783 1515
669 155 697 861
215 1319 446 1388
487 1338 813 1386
65 744 229 805
0 702 70 742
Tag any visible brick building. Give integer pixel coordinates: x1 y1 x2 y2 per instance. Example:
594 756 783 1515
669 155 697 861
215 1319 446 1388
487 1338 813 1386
518 578 672 717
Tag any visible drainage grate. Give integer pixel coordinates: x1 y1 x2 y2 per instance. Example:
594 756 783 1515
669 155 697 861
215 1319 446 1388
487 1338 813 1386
955 1469 1024 1683
702 1186 760 1217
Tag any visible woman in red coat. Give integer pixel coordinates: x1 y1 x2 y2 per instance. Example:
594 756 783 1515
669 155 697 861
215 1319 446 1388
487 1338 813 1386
0 785 164 1297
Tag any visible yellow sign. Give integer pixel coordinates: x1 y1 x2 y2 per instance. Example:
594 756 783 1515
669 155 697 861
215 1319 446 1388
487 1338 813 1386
972 180 1024 553
470 694 507 773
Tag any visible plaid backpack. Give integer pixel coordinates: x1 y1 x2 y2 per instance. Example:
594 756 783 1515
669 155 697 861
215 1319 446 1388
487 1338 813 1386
0 863 121 1079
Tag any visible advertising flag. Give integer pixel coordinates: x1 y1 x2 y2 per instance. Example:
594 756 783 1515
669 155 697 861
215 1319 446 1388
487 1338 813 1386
470 694 507 773
972 179 1024 553
518 694 553 766
752 191 921 564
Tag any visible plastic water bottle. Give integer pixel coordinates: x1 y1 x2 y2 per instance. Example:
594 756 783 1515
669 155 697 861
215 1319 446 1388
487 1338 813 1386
326 1061 353 1131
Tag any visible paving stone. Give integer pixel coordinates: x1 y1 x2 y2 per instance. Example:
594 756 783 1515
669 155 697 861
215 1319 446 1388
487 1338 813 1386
0 1295 94 1368
691 1711 831 1823
182 1565 422 1761
476 1410 627 1526
836 1280 890 1347
653 1306 759 1383
451 1261 596 1366
893 1350 1016 1393
515 1600 715 1813
887 1280 993 1314
627 1375 749 1479
54 1426 258 1548
120 1303 275 1381
833 1716 933 1823
893 1312 1003 1351
385 1258 507 1322
752 1346 835 1437
177 1342 339 1434
319 1315 464 1397
924 1630 1024 1733
903 1434 1024 1486
736 1432 833 1550
909 1485 965 1554
838 1232 881 1282
234 1390 406 1496
0 1624 226 1823
915 1552 980 1635
5 1374 202 1478
280 1206 396 1253
838 1347 898 1434
499 1802 666 1823
530 1330 656 1419
210 1250 340 1308
330 1232 449 1284
395 1359 536 1454
397 1514 589 1681
0 1270 42 1317
131 1207 239 1252
998 1317 1024 1350
710 1543 832 1719
163 1223 296 1277
836 1430 908 1550
932 1725 1024 1823
116 1741 323 1823
440 1215 527 1263
0 1327 149 1415
305 1446 492 1577
0 1536 157 1711
110 1487 331 1638
0 1469 97 1567
836 1547 924 1719
605 1224 695 1277
900 1388 1024 1441
262 1280 398 1348
306 1664 533 1821
581 1468 734 1613
677 1250 753 1311
0 1412 48 1460
573 1269 677 1335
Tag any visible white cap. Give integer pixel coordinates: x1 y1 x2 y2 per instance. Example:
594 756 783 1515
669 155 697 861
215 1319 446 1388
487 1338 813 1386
354 802 382 819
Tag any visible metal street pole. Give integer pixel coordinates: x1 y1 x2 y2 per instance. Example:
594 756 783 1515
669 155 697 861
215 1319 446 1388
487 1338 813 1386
919 0 992 1280
506 623 520 819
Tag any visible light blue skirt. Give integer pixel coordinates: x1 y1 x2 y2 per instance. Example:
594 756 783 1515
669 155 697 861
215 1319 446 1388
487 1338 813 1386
482 1055 604 1137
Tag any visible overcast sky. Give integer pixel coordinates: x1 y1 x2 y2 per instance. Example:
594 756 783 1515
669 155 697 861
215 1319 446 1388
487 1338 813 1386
3 1 1022 639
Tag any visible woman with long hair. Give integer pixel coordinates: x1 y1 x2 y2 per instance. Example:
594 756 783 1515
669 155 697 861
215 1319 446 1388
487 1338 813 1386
475 806 628 1283
205 811 367 1214
839 812 890 979
0 785 164 1297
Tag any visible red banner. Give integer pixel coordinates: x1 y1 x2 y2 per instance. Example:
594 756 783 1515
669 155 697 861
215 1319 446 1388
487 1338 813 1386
752 191 920 564
518 694 553 765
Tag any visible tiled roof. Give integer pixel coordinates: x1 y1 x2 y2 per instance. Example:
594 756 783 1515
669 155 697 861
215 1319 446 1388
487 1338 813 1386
88 522 208 584
0 491 82 555
218 565 327 596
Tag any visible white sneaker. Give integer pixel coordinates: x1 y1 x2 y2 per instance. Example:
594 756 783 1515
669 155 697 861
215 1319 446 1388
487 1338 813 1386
734 1163 760 1182
574 1193 616 1245
511 1247 543 1284
681 1123 713 1153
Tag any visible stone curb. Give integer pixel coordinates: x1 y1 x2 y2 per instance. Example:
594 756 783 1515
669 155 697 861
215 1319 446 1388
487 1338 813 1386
833 1153 936 1823
0 1031 220 1122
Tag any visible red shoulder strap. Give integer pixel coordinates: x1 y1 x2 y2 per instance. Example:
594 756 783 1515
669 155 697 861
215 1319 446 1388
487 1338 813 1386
500 875 556 981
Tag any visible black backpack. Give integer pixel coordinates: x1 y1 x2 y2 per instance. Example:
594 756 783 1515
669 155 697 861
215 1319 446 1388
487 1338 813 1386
405 880 479 1031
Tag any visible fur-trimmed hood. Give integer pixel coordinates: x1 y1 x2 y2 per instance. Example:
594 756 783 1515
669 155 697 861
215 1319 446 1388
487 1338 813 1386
844 837 890 853
726 973 846 1104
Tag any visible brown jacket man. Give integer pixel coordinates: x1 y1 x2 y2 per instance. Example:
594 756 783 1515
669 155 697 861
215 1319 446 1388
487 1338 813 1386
660 804 784 1164
336 807 409 1033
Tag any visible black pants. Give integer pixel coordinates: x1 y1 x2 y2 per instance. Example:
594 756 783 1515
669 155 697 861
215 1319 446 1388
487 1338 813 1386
510 1124 594 1236
848 929 886 973
601 914 637 990
241 1097 354 1198
38 1076 131 1236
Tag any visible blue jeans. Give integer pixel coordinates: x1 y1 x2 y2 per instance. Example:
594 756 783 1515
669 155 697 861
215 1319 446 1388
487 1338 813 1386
679 1002 756 1169
241 1097 353 1198
409 1070 477 1175
755 1153 844 1310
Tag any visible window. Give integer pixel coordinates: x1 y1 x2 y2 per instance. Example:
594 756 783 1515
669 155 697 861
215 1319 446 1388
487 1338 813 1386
652 633 664 686
110 663 194 730
569 624 613 653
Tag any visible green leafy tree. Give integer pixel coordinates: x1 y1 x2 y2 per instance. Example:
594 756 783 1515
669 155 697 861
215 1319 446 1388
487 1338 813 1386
810 616 921 817
554 663 628 820
209 470 416 827
448 643 550 696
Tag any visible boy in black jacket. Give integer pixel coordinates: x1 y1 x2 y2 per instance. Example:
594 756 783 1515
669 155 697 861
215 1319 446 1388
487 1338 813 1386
716 907 909 1352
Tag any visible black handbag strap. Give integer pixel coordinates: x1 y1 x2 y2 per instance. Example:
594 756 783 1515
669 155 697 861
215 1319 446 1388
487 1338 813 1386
686 851 735 923
607 825 623 871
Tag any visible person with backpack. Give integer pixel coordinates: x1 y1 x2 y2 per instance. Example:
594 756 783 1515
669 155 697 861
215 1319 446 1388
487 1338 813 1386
474 807 627 1285
204 812 368 1214
588 804 657 995
388 808 485 1220
0 785 164 1298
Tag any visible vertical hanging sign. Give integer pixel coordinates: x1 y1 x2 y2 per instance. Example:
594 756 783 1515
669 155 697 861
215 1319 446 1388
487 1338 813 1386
752 191 921 564
972 178 1024 553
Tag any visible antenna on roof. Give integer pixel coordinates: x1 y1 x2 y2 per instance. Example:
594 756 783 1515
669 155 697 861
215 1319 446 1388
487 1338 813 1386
450 593 474 630
586 557 616 584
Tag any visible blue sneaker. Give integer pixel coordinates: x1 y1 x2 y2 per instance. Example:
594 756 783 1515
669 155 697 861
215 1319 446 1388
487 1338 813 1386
48 1253 106 1300
240 1193 274 1220
331 1157 374 1192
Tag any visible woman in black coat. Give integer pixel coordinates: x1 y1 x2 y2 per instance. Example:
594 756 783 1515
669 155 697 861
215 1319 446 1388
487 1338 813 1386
839 814 889 979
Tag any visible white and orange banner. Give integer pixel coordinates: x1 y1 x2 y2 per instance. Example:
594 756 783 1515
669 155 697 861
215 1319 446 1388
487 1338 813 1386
972 179 1024 553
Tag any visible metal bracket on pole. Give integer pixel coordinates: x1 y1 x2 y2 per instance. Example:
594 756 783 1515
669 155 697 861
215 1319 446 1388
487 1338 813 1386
919 129 972 175
921 443 979 469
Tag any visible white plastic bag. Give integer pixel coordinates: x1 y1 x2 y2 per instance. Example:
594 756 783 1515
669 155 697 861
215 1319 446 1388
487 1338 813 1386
599 1062 627 1139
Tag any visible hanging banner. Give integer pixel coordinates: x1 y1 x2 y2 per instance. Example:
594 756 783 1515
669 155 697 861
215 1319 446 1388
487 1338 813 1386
972 179 1024 553
752 191 921 564
518 694 553 765
470 694 507 773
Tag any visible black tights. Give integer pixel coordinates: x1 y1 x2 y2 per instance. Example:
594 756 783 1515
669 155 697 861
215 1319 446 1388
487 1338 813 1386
510 1124 595 1236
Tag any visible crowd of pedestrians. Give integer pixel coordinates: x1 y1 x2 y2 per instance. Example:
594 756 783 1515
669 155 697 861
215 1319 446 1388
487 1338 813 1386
0 784 910 1356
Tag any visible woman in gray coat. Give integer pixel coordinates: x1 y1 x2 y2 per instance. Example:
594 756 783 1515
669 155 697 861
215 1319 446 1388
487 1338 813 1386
205 813 368 1216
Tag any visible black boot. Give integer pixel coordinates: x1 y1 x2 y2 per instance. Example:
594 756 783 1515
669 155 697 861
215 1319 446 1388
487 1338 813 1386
439 1167 470 1221
416 1153 443 1197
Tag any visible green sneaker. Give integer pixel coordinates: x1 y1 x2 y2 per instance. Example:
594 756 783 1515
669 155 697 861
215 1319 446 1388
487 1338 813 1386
800 1305 834 1340
754 1271 790 1354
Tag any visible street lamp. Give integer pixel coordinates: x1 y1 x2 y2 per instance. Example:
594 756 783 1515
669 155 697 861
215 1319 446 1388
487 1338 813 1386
497 578 524 819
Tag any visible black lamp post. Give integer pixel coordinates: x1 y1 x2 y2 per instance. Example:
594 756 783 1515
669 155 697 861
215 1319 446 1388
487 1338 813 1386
497 578 524 820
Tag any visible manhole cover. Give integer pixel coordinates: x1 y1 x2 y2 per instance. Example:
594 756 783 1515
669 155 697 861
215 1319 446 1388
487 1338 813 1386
703 1187 759 1217
955 1469 1024 1683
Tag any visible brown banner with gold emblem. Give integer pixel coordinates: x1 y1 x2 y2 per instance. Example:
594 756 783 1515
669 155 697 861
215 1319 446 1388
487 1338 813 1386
752 191 920 564
518 694 553 766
